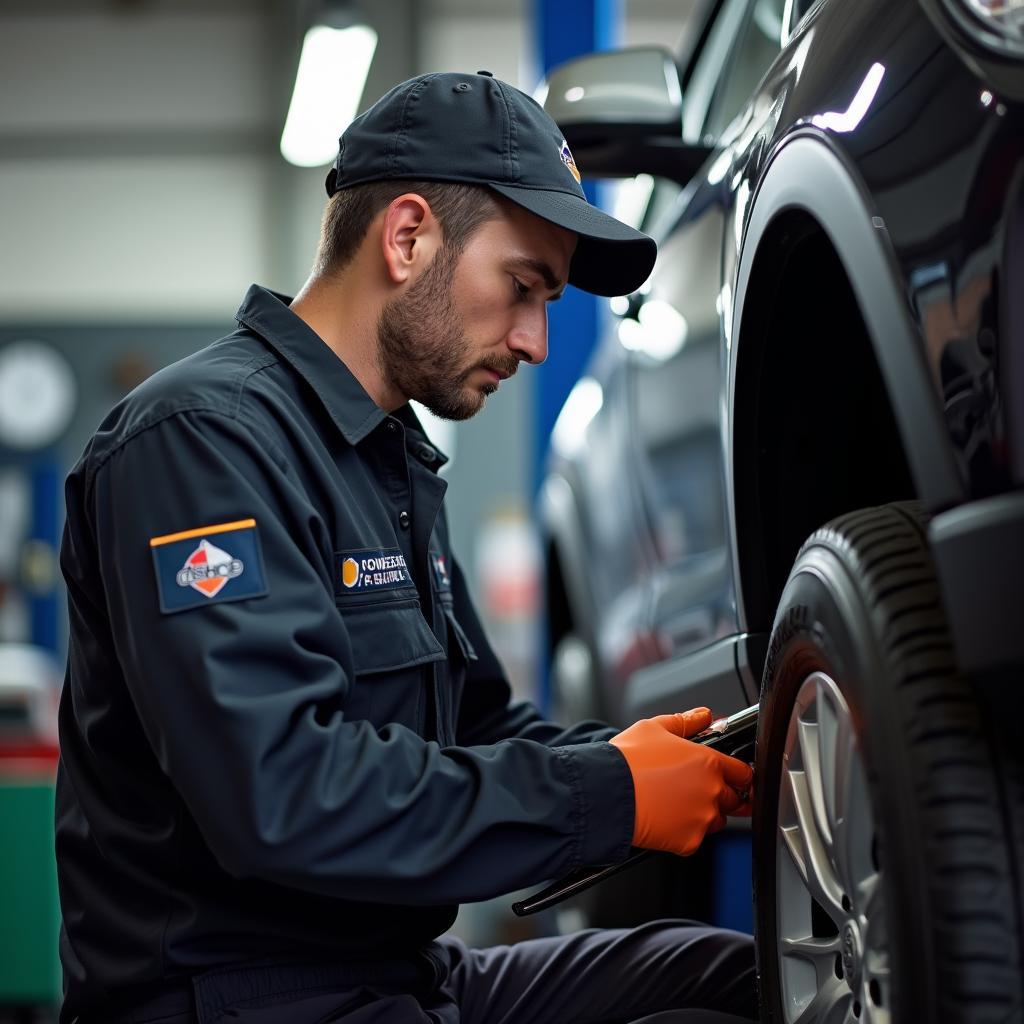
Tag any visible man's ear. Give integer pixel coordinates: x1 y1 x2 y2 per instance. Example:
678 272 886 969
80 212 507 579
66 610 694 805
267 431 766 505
380 194 442 285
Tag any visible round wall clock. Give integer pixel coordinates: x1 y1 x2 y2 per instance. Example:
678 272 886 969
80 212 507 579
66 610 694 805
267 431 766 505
0 340 78 451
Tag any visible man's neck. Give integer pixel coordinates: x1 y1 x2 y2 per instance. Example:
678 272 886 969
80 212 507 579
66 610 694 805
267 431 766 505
289 273 405 412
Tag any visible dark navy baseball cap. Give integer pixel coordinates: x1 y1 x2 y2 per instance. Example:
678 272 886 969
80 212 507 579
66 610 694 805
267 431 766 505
325 71 657 297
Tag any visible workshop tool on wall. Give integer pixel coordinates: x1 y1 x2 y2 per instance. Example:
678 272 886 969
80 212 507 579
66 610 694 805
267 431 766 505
512 704 759 916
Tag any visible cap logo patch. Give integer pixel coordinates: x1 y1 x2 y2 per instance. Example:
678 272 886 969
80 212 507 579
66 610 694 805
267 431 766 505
559 138 581 183
150 518 268 614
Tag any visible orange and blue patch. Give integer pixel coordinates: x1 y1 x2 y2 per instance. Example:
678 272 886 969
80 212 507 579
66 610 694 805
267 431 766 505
334 547 414 597
150 518 268 614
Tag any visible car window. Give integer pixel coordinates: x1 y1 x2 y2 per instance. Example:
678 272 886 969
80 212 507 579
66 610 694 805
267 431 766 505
681 0 752 144
703 0 786 139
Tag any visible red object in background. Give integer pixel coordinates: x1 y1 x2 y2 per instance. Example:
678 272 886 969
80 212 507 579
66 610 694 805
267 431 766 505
0 643 63 774
0 739 59 778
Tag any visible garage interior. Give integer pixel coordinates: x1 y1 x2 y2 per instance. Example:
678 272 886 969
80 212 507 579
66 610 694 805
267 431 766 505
2 0 1021 1021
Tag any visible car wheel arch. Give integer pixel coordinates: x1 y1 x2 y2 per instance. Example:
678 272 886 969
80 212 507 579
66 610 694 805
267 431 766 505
727 130 965 633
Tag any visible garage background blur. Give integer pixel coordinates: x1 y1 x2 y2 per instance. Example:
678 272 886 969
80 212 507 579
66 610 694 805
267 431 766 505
0 2 708 1017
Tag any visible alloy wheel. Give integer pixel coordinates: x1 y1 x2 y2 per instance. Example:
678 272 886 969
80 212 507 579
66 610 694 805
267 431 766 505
775 672 891 1024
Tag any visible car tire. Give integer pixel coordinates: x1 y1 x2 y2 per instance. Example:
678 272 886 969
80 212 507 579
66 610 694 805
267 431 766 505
753 502 1023 1024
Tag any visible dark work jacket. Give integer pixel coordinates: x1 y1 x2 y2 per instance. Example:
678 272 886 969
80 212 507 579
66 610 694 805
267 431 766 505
55 285 635 1021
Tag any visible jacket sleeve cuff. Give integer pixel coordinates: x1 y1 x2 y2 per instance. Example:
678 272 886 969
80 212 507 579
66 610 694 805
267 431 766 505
554 741 636 868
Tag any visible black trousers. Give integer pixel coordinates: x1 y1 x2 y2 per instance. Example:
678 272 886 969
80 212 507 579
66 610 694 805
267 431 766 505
90 919 757 1024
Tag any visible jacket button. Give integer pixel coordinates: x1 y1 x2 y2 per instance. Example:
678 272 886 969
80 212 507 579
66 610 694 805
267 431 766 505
387 421 398 433
398 511 411 530
418 445 436 463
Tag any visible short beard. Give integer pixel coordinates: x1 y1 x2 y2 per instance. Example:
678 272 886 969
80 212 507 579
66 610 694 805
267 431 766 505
376 246 513 421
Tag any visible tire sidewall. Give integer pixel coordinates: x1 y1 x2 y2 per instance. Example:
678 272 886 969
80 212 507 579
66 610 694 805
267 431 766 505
754 542 933 1023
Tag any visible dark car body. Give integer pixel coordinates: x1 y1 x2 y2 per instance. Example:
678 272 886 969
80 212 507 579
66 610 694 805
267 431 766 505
540 0 1024 731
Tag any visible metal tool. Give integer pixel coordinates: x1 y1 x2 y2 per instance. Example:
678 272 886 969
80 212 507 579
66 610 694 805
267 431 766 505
511 704 759 917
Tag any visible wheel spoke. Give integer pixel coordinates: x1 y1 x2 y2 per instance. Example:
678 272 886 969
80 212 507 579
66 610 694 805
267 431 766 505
791 976 850 1024
783 764 844 920
781 934 841 958
829 704 863 901
864 1000 891 1024
798 715 835 859
824 687 850 837
861 872 886 947
814 683 840 843
862 958 892 1024
781 933 842 991
863 934 891 1023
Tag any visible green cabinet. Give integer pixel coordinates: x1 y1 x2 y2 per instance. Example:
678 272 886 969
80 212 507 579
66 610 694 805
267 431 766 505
0 779 61 1005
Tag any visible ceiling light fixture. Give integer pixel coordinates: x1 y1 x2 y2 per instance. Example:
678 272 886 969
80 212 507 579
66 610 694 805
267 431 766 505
280 5 378 168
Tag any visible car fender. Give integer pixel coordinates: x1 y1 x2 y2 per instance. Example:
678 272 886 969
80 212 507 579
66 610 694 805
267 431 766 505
727 128 966 630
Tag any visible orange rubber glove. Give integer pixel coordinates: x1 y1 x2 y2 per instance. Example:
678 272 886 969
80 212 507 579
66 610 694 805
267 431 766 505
609 707 754 857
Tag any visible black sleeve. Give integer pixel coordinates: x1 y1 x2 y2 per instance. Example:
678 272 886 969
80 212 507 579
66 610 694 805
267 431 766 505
451 557 620 747
89 408 634 905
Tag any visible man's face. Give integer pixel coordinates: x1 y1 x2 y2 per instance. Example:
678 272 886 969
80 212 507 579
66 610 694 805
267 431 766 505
376 201 576 421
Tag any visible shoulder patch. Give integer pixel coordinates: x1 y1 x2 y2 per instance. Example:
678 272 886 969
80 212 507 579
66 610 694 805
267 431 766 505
150 518 268 614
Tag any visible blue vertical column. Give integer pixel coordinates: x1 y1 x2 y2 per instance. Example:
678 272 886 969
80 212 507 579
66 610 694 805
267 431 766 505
530 0 621 490
531 0 621 713
28 457 61 654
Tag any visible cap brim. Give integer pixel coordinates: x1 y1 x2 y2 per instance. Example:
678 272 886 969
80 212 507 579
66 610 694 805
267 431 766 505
488 183 657 297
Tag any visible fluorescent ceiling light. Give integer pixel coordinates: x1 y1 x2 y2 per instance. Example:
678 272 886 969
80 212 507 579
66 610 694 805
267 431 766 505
280 22 378 168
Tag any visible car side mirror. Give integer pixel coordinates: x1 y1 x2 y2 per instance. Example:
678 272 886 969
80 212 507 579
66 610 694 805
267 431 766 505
541 47 713 186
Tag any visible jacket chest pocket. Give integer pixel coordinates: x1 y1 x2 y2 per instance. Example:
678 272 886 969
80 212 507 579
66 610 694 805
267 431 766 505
339 597 445 735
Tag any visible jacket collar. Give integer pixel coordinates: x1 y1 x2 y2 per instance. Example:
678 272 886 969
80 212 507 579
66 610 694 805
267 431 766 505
234 284 387 445
234 284 449 468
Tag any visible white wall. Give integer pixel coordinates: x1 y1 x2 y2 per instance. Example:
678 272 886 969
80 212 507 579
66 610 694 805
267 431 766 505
418 2 528 85
1 156 275 320
0 0 705 323
0 7 278 321
0 1 418 321
0 12 272 136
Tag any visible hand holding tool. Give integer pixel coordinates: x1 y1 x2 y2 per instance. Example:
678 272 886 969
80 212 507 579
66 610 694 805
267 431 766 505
512 704 758 917
609 707 753 855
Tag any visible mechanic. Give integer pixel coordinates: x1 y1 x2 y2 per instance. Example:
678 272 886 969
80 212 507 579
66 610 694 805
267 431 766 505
55 72 756 1024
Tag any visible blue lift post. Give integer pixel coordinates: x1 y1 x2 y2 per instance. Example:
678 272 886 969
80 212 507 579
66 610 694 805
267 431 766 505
530 0 620 493
531 0 620 719
29 455 61 654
